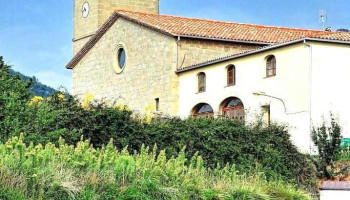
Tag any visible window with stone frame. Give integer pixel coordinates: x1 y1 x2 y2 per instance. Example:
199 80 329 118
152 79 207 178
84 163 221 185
118 48 126 69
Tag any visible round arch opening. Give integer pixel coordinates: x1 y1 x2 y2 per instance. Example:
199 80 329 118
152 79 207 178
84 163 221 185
220 97 245 121
191 103 214 118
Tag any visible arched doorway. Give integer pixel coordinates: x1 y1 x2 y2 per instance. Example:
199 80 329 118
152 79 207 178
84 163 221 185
220 97 245 121
191 103 214 118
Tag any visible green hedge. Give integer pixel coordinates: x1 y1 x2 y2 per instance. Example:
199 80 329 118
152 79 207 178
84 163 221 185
0 56 316 188
144 118 316 186
23 94 145 150
9 94 316 187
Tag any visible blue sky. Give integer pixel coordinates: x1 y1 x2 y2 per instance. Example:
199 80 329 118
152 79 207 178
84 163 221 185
0 0 349 92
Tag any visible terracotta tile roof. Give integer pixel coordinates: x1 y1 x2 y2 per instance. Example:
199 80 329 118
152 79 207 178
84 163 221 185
66 13 119 69
66 10 350 69
309 31 350 41
115 10 325 44
176 45 271 73
176 33 350 73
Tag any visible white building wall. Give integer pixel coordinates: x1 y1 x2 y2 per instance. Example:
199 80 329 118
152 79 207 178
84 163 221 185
178 43 313 152
311 42 350 139
320 190 350 200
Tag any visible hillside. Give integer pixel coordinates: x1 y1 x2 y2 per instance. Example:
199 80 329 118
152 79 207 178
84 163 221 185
10 70 56 97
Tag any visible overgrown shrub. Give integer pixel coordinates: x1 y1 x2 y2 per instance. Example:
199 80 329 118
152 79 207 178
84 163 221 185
20 98 316 187
145 118 316 187
311 114 342 178
0 56 316 189
0 135 313 200
0 56 33 141
23 93 145 149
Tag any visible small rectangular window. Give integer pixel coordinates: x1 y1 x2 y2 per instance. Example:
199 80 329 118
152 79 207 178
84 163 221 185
266 56 276 77
227 65 235 86
262 105 271 126
267 105 271 126
198 73 206 93
155 98 159 111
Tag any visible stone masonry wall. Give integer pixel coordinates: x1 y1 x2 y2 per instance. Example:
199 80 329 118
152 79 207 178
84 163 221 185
73 0 100 54
74 0 159 55
110 0 159 14
178 38 261 69
73 18 179 115
99 0 159 28
73 37 91 55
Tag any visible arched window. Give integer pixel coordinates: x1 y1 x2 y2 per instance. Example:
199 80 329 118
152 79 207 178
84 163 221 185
227 65 235 86
192 103 214 117
198 72 206 93
266 55 276 77
220 97 245 121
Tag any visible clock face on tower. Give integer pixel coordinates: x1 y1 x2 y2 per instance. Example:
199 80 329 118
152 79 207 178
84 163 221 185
82 2 90 18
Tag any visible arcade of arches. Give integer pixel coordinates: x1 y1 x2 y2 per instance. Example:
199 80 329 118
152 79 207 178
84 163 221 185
191 97 245 120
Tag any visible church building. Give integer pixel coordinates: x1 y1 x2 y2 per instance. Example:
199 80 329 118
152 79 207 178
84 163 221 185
67 0 350 152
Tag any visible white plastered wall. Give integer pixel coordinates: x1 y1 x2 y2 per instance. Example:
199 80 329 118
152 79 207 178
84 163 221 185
178 43 313 152
310 42 350 139
320 190 350 200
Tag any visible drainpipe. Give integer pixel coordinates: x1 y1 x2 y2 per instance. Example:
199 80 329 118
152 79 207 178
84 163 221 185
176 36 181 70
304 39 313 154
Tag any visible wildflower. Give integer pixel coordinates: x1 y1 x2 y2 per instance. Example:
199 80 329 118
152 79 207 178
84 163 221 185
58 93 65 100
29 96 43 105
143 104 156 123
82 93 94 110
115 103 131 111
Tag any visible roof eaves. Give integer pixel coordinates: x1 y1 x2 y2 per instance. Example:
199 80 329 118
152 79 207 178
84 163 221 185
307 37 350 44
66 11 181 70
175 34 273 45
175 38 305 74
66 13 119 69
175 37 350 74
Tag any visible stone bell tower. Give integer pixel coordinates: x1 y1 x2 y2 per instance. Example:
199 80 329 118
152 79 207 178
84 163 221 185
73 0 160 55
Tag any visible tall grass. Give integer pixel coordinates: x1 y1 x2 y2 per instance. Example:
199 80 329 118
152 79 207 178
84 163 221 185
0 135 313 200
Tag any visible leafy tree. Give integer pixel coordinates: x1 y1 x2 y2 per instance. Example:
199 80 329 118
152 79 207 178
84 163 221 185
311 114 342 178
0 56 33 141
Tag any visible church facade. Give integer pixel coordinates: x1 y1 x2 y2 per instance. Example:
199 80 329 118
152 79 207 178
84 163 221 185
67 0 350 152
